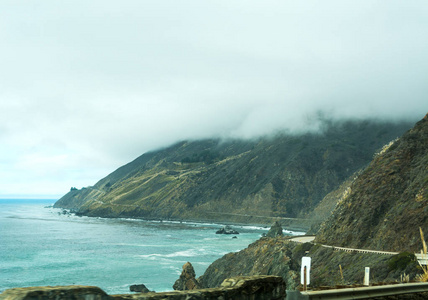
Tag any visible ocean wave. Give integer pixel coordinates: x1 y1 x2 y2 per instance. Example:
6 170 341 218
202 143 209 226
137 247 222 260
284 230 306 235
138 249 199 259
202 237 220 241
239 225 269 231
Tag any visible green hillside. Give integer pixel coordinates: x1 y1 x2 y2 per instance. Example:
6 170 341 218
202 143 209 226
55 119 413 227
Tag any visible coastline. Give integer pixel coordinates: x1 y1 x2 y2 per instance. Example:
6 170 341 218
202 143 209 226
59 206 308 235
1 202 272 294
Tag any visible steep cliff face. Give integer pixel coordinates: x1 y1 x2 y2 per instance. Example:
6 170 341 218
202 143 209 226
316 113 428 252
55 119 412 225
197 237 420 289
306 170 362 234
198 237 294 289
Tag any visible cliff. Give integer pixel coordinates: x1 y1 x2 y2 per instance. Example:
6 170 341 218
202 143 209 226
54 119 412 226
198 237 294 289
315 113 428 252
198 237 421 289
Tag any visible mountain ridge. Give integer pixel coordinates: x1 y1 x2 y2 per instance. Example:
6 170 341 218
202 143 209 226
54 118 414 227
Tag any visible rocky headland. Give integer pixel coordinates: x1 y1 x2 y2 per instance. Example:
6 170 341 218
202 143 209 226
54 119 413 230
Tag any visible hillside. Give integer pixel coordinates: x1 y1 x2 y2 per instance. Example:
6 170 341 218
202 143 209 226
197 236 420 289
315 113 428 252
54 119 412 226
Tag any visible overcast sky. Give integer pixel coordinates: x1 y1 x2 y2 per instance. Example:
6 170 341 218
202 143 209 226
1 1 427 198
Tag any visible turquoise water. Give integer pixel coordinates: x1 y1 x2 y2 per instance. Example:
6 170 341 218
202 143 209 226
0 199 303 294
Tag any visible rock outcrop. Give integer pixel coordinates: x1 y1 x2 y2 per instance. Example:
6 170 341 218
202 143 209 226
198 237 293 289
129 283 151 293
265 221 283 238
173 262 201 291
216 225 239 235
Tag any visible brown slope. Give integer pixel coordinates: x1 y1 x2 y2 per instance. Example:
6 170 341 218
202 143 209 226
315 113 428 252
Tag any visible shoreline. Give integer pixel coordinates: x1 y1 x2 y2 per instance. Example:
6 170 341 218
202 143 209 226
56 206 308 235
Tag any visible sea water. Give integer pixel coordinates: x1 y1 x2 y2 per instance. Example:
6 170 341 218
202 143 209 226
0 199 304 294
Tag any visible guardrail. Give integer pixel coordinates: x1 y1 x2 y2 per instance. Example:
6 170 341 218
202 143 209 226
320 244 399 256
287 282 428 299
289 236 428 265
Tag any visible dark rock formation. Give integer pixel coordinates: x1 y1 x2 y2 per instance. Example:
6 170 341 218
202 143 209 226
173 262 201 291
266 221 283 237
216 225 239 235
198 237 293 289
129 283 151 293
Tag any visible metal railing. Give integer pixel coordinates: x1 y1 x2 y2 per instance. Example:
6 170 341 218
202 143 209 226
287 283 428 299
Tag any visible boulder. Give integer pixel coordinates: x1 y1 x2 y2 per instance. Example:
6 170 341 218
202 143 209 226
216 225 239 235
173 262 201 290
266 221 283 237
129 283 151 293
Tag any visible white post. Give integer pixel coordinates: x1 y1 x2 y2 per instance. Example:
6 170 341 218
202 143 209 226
301 257 311 288
364 267 370 286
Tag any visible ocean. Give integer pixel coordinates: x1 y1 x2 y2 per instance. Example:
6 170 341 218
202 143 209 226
0 199 304 295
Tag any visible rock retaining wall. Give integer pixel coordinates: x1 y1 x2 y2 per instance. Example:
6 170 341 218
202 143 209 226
0 275 286 300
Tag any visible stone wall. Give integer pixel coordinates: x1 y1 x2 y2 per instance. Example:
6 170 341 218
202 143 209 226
0 285 111 300
0 275 286 300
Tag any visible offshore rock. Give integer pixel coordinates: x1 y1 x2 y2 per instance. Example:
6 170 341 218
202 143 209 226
129 283 151 293
215 225 239 235
266 221 283 237
173 262 201 291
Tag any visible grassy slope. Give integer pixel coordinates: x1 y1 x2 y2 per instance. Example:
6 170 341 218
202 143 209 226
55 119 413 227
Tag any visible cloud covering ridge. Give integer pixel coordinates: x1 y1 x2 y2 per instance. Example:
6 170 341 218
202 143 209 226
0 0 427 196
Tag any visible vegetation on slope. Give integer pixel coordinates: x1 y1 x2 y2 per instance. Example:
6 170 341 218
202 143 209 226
55 119 412 226
198 237 421 289
315 113 428 252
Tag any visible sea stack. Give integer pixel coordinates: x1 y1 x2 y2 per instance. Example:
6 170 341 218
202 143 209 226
173 262 201 291
266 221 283 237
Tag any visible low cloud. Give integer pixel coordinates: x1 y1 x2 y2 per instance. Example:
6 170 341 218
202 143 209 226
1 0 427 196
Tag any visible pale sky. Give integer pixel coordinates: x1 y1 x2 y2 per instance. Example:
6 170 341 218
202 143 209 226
1 1 427 198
